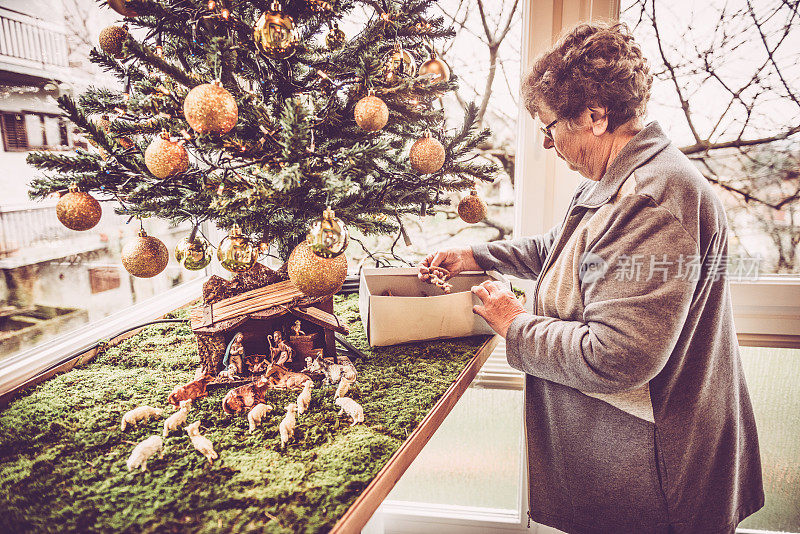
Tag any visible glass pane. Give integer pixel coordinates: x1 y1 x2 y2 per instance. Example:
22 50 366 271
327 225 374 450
24 114 43 147
43 116 61 148
738 346 800 532
386 386 523 509
621 1 800 275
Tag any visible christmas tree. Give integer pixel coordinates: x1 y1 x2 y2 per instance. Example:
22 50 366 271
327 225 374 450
26 0 497 295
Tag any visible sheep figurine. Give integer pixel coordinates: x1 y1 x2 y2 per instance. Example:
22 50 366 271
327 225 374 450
279 403 298 449
162 400 192 437
126 435 164 472
334 377 352 400
185 421 218 465
247 403 273 433
335 397 364 426
121 406 163 431
296 381 313 415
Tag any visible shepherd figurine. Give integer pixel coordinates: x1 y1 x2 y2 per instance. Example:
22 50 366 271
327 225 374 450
268 330 292 367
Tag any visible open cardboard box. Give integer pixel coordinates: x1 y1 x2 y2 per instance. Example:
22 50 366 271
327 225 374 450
358 267 510 346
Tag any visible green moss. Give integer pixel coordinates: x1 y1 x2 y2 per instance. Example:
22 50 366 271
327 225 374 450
0 293 489 533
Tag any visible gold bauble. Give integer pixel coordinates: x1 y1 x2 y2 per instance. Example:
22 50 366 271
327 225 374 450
325 24 346 50
99 25 127 58
354 93 389 132
458 188 488 224
253 2 298 59
144 132 189 178
117 136 134 149
306 207 349 258
183 81 238 134
287 241 348 297
383 45 416 85
107 0 137 17
122 229 169 278
217 225 257 272
410 131 445 174
419 53 450 84
175 235 212 271
306 0 332 12
56 186 102 231
96 115 111 134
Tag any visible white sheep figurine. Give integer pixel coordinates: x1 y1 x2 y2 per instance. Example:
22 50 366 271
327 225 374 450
335 397 364 426
126 435 164 472
247 403 273 432
279 403 298 449
162 400 192 437
121 406 163 431
185 421 218 465
334 377 352 400
296 381 313 415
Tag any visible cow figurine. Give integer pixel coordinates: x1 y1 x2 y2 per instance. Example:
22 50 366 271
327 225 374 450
221 375 271 415
263 363 312 390
167 372 215 408
307 355 357 385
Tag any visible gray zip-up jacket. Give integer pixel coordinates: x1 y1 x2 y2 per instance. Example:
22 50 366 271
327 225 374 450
471 122 764 533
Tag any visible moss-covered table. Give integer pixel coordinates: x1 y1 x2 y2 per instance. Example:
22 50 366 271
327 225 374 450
0 293 498 533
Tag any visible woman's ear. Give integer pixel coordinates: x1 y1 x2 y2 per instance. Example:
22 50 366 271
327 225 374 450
588 106 609 136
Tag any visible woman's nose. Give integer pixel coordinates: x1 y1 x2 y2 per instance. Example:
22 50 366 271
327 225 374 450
543 137 554 150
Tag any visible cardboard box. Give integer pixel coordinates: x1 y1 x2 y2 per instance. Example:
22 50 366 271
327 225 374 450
358 267 510 346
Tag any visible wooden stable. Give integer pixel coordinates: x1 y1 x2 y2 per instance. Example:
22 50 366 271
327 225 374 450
191 266 348 376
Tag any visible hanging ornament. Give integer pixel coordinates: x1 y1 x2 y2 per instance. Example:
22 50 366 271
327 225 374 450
287 241 348 297
458 187 488 224
183 81 238 135
175 234 212 271
410 130 445 174
217 224 257 272
107 0 137 17
99 25 128 59
96 115 111 134
144 131 189 178
56 185 102 231
253 1 298 59
117 136 134 149
122 229 169 278
306 207 349 259
354 91 389 132
383 44 417 85
305 0 332 12
325 23 346 50
419 49 450 84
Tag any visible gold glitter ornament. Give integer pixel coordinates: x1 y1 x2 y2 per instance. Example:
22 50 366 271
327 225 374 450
217 224 257 272
305 0 332 12
306 207 349 258
122 229 169 278
107 0 137 17
183 81 238 134
418 50 450 84
383 44 416 85
410 130 445 174
99 25 127 58
175 235 212 271
325 23 346 50
253 2 298 59
458 187 487 224
287 241 348 297
56 185 102 231
144 131 189 178
354 91 388 132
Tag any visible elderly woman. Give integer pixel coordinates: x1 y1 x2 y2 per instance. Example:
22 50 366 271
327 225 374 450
419 23 763 533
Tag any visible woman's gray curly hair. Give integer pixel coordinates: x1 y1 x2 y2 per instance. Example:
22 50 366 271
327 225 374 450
522 22 652 132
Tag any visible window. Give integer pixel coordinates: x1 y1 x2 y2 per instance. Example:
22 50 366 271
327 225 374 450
0 111 71 151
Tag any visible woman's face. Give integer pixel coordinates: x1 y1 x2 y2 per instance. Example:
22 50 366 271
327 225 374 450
537 103 609 181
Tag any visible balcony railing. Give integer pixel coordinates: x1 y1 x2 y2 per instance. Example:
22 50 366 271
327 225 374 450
0 7 69 79
0 202 75 257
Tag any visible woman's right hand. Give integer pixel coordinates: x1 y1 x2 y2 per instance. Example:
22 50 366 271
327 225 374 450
417 247 481 281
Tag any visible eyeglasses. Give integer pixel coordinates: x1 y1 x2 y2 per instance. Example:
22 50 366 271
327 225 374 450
540 119 558 142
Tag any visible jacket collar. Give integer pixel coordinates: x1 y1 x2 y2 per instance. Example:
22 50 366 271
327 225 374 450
574 121 672 208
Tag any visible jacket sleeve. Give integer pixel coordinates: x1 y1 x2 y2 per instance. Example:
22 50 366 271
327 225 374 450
505 196 699 394
470 223 562 279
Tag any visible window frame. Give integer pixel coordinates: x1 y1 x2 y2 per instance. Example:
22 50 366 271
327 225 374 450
0 110 71 152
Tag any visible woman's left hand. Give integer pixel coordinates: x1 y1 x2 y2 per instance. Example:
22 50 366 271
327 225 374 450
471 281 527 338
